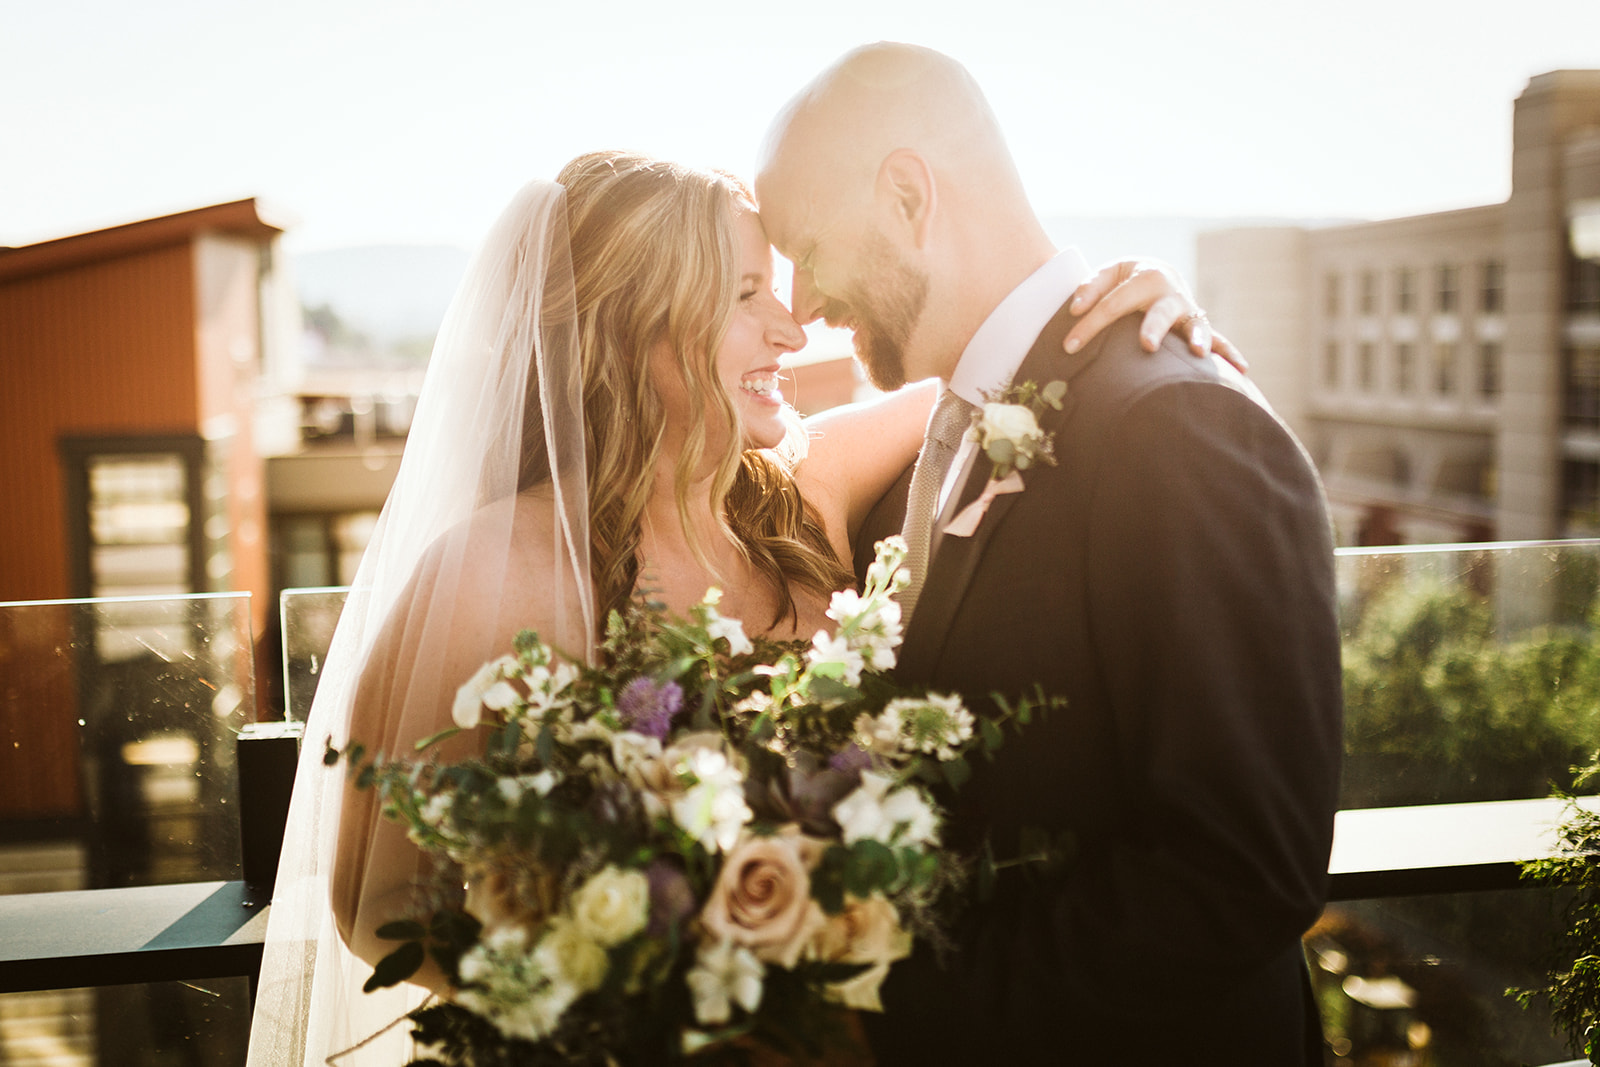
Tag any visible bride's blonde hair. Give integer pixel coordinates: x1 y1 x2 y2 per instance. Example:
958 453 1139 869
544 150 851 628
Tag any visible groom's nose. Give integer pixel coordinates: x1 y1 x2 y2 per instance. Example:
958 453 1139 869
789 268 826 326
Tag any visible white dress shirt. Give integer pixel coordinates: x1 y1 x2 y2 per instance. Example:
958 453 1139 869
936 248 1092 516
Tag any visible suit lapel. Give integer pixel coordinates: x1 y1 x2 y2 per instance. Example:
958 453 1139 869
897 299 1100 680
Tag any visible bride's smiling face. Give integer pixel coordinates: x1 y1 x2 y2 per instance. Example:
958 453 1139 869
719 209 806 450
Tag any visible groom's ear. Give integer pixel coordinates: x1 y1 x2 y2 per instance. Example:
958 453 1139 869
876 149 936 250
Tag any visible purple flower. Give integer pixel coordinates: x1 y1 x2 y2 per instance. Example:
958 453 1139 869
645 859 696 937
616 676 683 740
828 743 872 776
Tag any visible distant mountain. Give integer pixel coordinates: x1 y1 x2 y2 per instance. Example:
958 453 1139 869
289 218 1329 349
293 245 471 343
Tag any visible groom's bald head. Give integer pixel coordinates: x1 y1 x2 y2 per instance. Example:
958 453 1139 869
757 42 1027 225
756 43 1052 386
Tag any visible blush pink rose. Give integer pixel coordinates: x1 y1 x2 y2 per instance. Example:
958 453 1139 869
699 826 825 968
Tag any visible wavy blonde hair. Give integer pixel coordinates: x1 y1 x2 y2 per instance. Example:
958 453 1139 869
536 150 850 629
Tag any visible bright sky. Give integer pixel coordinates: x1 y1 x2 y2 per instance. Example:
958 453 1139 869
4 0 1599 254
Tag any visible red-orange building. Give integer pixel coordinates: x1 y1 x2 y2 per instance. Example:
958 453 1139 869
0 200 291 821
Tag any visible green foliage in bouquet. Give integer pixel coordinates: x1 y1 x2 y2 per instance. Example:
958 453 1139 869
1515 754 1600 1065
330 538 1061 1064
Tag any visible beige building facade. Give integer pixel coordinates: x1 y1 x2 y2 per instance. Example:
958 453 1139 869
1198 71 1600 546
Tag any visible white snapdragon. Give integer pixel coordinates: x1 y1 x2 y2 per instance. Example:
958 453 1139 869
453 655 520 729
807 631 866 689
696 588 754 656
671 747 752 853
686 938 764 1025
832 772 939 848
705 613 753 657
825 588 902 671
520 661 580 719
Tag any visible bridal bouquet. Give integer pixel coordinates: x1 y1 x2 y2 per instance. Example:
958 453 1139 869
332 538 1052 1065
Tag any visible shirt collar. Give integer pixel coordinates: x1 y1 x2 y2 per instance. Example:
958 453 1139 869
947 248 1092 406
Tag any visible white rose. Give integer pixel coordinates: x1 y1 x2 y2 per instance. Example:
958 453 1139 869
979 402 1040 446
534 916 608 995
568 866 649 947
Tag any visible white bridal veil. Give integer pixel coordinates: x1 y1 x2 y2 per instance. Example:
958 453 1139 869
247 180 594 1066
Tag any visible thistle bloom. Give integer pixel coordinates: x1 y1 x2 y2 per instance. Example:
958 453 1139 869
616 676 684 740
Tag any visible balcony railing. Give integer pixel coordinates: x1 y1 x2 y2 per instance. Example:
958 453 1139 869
4 538 1600 1065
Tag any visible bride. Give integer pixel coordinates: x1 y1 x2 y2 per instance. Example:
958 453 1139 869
246 149 1228 1065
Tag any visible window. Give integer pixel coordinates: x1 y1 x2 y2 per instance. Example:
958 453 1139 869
1359 271 1377 315
1437 265 1459 314
1562 459 1600 529
273 510 381 590
1325 273 1342 317
1396 268 1416 314
1478 342 1502 400
1565 346 1600 428
1324 340 1341 388
1358 343 1376 392
1433 342 1457 395
1481 261 1505 313
1396 343 1416 394
57 435 207 661
1571 249 1600 313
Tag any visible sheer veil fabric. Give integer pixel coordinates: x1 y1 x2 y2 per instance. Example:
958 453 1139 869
247 181 595 1066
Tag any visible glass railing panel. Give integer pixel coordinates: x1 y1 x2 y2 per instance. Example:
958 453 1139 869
279 586 350 723
1313 889 1576 1067
0 592 254 893
1336 539 1600 809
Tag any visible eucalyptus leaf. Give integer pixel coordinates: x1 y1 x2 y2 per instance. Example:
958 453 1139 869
942 756 972 789
980 717 1004 753
414 726 461 751
374 919 428 942
364 940 425 992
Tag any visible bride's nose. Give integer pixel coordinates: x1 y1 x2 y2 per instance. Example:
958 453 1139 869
768 304 807 354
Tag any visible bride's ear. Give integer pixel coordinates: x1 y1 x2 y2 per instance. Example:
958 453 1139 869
876 149 936 250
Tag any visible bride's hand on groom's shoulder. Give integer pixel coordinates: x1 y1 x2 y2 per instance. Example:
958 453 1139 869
1063 258 1248 373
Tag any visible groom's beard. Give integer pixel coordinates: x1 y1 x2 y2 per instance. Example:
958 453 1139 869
842 229 929 392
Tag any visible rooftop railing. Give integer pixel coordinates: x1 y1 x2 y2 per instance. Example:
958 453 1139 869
3 538 1598 1065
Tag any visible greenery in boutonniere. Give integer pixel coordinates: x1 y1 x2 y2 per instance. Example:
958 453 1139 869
969 379 1067 481
1513 753 1600 1065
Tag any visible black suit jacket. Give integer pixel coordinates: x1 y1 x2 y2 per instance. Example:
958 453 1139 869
856 303 1343 1065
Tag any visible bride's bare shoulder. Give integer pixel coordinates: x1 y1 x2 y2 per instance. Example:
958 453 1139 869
423 488 563 569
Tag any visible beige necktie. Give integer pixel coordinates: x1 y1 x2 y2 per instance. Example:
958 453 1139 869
899 390 975 624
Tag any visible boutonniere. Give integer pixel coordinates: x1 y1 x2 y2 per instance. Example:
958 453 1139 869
945 379 1067 539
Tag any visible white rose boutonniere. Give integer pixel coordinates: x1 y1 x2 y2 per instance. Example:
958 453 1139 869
945 379 1067 538
972 379 1066 480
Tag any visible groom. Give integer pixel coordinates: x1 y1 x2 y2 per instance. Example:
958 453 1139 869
756 44 1343 1065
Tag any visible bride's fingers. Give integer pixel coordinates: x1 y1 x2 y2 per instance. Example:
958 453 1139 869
1176 311 1213 358
1212 330 1249 373
1136 292 1194 353
1066 261 1135 319
1065 268 1174 354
